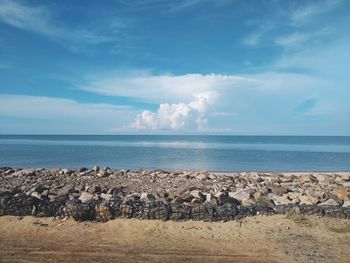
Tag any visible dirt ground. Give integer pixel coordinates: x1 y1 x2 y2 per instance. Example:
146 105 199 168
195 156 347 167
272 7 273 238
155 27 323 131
0 215 350 263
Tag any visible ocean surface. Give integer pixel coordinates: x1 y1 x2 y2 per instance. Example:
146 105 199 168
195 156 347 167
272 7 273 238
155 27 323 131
0 135 349 172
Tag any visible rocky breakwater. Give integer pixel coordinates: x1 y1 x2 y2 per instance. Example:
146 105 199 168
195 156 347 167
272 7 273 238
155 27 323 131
1 167 350 222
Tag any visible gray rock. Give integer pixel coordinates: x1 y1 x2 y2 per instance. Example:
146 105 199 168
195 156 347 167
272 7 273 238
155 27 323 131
229 189 255 200
342 200 350 208
318 199 339 206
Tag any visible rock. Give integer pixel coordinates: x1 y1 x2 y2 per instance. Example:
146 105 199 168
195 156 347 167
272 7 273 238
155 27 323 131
140 192 156 202
342 200 350 208
190 190 206 200
30 191 42 199
299 195 318 205
229 189 255 200
34 185 46 193
207 174 216 180
255 196 274 207
57 184 75 195
79 192 95 203
92 165 100 172
214 192 239 205
318 199 339 206
79 167 88 172
299 174 318 184
196 173 207 180
87 185 102 194
313 173 331 183
60 168 69 175
331 187 349 201
179 192 193 203
269 194 294 205
270 186 288 196
241 198 255 206
124 193 140 202
205 193 217 205
96 171 107 178
100 193 113 201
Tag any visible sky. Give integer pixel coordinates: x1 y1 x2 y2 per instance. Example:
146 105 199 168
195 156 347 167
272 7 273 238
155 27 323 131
0 0 349 135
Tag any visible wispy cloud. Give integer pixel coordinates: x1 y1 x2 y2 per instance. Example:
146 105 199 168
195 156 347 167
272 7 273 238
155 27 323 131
290 0 343 26
0 95 137 134
242 23 273 47
275 28 331 48
0 0 123 52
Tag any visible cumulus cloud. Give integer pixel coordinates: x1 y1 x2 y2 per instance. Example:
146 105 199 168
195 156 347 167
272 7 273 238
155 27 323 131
129 92 216 130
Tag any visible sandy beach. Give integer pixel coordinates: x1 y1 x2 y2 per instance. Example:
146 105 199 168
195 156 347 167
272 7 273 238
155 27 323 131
1 168 350 262
1 215 350 263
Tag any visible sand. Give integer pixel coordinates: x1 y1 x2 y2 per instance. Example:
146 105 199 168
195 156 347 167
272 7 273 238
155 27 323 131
1 215 350 263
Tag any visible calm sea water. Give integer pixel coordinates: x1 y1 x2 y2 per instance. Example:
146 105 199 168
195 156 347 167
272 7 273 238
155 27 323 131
0 135 349 172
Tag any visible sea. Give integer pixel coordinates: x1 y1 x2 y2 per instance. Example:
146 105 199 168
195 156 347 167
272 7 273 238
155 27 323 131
0 135 349 172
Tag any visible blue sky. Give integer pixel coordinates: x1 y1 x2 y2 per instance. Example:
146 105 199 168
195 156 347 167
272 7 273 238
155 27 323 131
0 0 349 135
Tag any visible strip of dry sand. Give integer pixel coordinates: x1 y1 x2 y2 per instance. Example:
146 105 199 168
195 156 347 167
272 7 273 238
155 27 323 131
1 215 350 263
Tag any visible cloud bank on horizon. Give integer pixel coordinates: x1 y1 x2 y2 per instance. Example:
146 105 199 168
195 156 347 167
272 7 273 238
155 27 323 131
0 0 349 135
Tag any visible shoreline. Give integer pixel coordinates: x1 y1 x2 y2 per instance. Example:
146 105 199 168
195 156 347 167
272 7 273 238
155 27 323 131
1 167 349 222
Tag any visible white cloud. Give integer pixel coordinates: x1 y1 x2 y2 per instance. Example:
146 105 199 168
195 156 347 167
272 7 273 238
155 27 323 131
275 28 331 48
80 71 246 104
290 0 343 25
242 24 273 47
0 95 137 134
129 92 216 130
0 0 122 51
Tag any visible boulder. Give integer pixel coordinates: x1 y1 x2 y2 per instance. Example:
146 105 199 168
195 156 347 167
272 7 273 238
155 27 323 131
229 189 255 201
190 190 206 200
342 200 350 208
318 199 339 206
299 195 318 205
299 174 318 184
100 193 113 201
57 184 75 195
140 192 156 202
331 187 349 201
30 191 42 199
179 192 194 203
79 192 95 203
